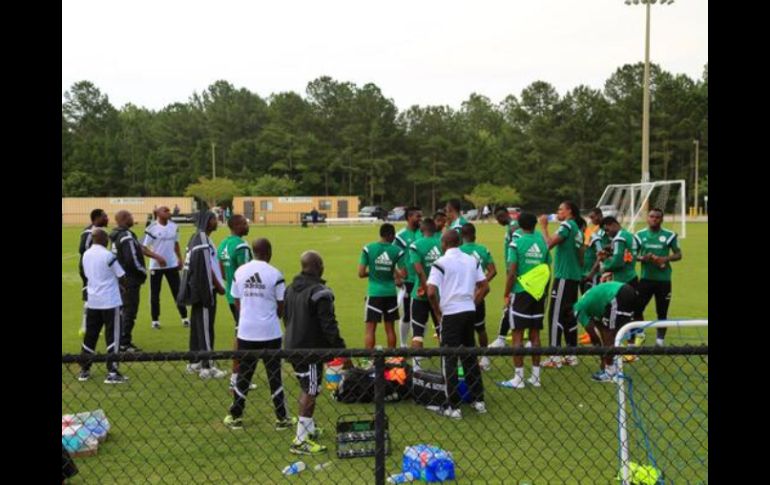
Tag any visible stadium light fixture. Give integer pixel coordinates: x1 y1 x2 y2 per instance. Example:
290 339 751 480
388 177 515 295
624 0 675 184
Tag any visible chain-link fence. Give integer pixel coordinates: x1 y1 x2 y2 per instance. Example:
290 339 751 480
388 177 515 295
62 346 707 484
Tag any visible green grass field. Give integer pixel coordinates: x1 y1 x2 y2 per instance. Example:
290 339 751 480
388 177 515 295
62 222 708 484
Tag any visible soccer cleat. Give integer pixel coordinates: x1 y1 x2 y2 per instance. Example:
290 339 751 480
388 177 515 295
479 356 491 371
541 356 563 369
200 367 227 380
470 401 488 414
427 405 462 420
527 375 542 388
275 417 296 431
488 337 506 349
578 333 592 345
591 370 614 383
223 414 243 430
151 321 161 330
182 318 190 328
655 339 665 347
497 375 525 389
290 438 327 455
563 355 579 367
186 363 202 374
77 370 91 382
104 372 128 384
121 344 142 352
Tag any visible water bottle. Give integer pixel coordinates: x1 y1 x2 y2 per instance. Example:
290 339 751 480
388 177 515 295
282 461 306 476
387 472 415 484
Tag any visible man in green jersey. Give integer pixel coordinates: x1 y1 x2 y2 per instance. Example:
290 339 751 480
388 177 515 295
446 199 468 233
394 206 423 347
539 201 586 368
635 208 682 346
408 218 443 369
217 215 254 389
498 213 551 389
434 210 448 233
573 281 638 382
598 216 639 287
358 223 405 349
459 223 497 370
579 207 610 347
490 206 521 348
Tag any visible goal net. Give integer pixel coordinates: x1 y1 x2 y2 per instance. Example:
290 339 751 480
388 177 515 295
596 180 687 238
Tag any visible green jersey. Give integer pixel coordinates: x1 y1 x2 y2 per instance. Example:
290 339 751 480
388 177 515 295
636 228 680 282
601 229 638 283
459 242 494 272
449 215 468 233
394 226 421 283
359 241 405 297
507 232 551 294
503 219 521 264
553 219 584 281
217 235 253 304
573 281 625 327
409 234 443 301
583 228 610 277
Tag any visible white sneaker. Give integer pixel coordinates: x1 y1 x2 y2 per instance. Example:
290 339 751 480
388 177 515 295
498 375 525 389
527 375 542 388
151 321 161 329
200 367 227 379
470 401 487 414
426 405 462 420
488 337 506 349
564 356 579 367
479 356 491 371
655 339 665 347
186 363 202 374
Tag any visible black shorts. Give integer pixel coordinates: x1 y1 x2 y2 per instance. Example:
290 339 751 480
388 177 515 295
411 298 439 340
364 296 399 323
636 279 672 320
600 284 638 330
509 291 545 330
401 282 414 323
474 300 486 332
292 361 324 396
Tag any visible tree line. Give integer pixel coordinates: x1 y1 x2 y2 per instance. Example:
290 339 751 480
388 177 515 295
62 63 707 213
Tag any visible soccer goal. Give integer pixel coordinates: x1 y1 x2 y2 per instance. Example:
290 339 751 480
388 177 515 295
596 180 687 238
614 319 708 485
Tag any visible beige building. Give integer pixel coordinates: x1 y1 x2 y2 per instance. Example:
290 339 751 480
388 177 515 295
62 197 195 225
233 196 359 224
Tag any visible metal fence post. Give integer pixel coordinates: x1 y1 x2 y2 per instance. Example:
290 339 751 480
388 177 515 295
374 350 386 485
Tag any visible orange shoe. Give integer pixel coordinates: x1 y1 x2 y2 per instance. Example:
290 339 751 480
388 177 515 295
579 333 592 345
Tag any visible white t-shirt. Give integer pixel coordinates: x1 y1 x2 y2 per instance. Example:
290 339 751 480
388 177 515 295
230 260 286 342
143 220 180 269
83 245 125 309
426 247 486 316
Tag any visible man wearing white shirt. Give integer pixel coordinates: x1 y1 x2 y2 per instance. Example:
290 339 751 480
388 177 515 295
223 239 291 431
426 230 489 419
143 206 188 329
78 229 128 384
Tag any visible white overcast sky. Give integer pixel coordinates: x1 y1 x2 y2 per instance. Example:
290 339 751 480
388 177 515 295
62 0 707 111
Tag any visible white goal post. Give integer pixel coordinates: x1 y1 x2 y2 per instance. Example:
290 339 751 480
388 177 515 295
596 180 687 238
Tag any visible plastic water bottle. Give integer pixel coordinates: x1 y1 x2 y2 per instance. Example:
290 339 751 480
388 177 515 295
387 472 415 484
282 461 306 476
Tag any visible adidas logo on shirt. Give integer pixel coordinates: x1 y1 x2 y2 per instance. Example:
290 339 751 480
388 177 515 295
427 246 442 263
375 252 392 265
244 272 265 290
526 245 543 258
